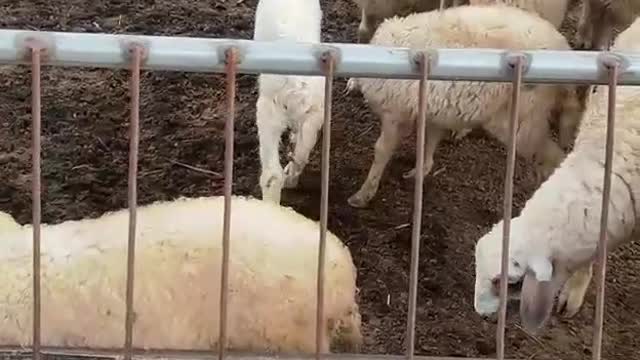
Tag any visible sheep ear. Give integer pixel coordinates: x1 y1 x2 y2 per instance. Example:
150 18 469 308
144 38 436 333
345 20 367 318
519 257 557 333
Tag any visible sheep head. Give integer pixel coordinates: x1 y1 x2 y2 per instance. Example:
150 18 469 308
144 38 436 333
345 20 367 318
473 219 528 317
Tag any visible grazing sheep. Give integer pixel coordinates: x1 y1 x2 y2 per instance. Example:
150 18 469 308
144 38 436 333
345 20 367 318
253 0 325 204
0 196 363 353
346 4 586 208
576 0 640 50
473 17 640 333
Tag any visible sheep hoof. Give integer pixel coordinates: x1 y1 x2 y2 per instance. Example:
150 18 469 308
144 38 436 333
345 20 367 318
283 162 301 189
347 193 370 208
450 128 471 141
345 78 359 95
556 288 584 319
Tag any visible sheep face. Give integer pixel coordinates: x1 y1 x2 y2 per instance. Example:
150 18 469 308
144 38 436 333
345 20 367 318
473 221 527 317
0 211 20 233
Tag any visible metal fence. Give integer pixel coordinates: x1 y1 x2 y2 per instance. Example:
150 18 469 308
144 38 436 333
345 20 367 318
0 28 637 360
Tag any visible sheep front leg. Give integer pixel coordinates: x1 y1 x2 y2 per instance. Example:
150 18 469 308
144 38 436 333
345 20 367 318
557 262 593 318
256 96 288 204
348 111 402 208
357 10 379 44
402 124 446 179
283 110 324 189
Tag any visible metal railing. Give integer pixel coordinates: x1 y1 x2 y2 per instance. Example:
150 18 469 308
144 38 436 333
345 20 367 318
0 28 633 360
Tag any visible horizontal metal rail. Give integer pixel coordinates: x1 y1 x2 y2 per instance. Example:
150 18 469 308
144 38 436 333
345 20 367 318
0 348 516 360
0 29 638 84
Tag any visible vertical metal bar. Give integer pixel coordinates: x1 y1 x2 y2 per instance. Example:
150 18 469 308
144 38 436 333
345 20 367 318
316 50 335 360
496 55 524 360
406 51 430 360
123 45 142 360
29 44 43 360
219 47 237 360
592 59 619 360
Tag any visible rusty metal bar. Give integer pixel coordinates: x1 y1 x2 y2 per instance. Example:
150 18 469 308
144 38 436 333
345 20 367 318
406 52 430 360
29 40 43 360
496 55 525 360
591 57 619 360
123 45 143 360
219 47 238 360
316 50 335 360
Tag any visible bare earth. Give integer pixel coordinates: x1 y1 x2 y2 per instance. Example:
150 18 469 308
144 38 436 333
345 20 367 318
0 0 639 359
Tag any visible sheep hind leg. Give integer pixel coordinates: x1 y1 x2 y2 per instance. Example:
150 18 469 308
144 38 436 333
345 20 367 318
557 262 593 318
348 111 402 208
402 124 446 179
256 95 287 204
283 110 324 189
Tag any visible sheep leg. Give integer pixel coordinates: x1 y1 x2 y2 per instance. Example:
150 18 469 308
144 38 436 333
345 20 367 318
283 111 324 189
345 78 360 95
357 8 373 43
591 12 614 51
450 128 472 141
402 124 446 179
256 95 287 204
348 111 402 208
557 262 593 318
575 0 593 49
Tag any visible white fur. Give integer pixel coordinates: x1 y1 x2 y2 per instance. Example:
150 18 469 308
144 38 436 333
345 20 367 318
346 5 585 208
474 17 640 331
576 0 640 50
253 0 325 204
0 196 362 353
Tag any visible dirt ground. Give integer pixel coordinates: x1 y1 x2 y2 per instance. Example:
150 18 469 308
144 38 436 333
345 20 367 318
0 0 639 359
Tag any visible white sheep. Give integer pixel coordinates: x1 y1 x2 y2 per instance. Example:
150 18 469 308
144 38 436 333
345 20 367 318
468 0 569 29
350 0 466 44
0 195 363 353
576 0 640 50
346 4 586 208
473 17 640 333
253 0 325 204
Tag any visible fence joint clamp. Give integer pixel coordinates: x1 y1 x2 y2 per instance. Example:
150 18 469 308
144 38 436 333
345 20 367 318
15 31 55 62
122 40 150 66
314 45 341 75
217 42 245 67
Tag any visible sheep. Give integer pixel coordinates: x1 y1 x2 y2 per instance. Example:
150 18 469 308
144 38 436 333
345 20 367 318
350 0 467 44
0 195 363 353
575 0 640 50
473 17 640 333
253 0 326 204
346 4 586 208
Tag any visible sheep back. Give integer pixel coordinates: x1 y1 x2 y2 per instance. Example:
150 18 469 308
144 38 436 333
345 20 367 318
0 196 362 354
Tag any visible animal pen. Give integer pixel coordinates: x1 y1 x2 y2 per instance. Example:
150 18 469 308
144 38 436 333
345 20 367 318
0 25 638 360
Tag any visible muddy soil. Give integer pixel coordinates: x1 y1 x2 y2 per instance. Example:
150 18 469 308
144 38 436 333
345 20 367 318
0 0 639 359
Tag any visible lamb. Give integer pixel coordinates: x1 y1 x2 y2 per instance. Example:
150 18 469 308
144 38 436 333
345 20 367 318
346 4 586 208
473 17 640 333
350 0 466 44
0 195 363 353
253 0 325 204
576 0 640 50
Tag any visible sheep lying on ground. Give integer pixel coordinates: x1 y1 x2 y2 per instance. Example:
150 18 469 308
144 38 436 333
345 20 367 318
0 196 363 353
350 0 466 44
473 17 640 333
346 4 586 208
253 0 325 204
576 0 640 50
